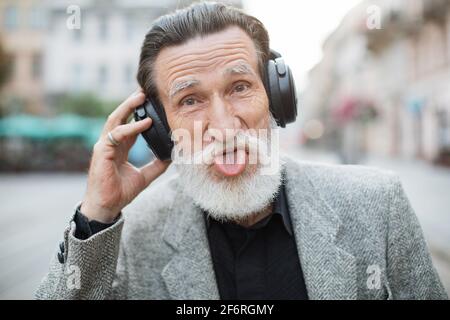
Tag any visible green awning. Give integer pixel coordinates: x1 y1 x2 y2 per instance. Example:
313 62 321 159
0 114 104 146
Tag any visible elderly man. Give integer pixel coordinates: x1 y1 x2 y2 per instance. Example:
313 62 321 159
36 2 446 300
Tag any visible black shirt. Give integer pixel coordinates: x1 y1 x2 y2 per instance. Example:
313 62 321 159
205 184 308 300
73 184 308 300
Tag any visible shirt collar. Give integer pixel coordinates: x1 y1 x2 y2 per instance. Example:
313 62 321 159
271 183 294 236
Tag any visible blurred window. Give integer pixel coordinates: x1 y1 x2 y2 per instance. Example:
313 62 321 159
124 64 133 85
10 54 17 80
29 6 45 29
32 53 42 80
3 5 19 30
124 13 134 41
98 64 108 88
98 14 108 41
69 6 82 42
72 29 82 42
72 63 83 92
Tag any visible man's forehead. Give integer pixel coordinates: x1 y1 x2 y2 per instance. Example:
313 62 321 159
156 26 258 66
154 27 260 98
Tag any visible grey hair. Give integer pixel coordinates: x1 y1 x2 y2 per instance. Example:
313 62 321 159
137 1 270 103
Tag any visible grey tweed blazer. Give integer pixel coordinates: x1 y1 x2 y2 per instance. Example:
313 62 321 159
36 156 447 300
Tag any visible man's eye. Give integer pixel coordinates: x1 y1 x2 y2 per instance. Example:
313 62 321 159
180 97 197 106
233 83 250 93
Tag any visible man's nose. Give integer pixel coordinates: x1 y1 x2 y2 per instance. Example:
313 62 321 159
206 95 241 143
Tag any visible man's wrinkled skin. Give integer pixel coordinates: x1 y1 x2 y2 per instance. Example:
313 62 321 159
154 26 270 180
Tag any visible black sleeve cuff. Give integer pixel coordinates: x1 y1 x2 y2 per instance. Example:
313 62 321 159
73 205 119 240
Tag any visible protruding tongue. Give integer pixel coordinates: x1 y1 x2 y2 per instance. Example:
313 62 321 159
213 149 247 177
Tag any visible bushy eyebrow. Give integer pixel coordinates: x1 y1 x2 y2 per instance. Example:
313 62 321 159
168 63 255 100
169 79 200 99
223 62 255 76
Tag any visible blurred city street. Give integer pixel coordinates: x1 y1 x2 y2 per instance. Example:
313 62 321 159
1 0 449 300
0 173 86 299
0 149 449 299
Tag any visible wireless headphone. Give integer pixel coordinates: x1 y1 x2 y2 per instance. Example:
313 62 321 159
134 49 298 161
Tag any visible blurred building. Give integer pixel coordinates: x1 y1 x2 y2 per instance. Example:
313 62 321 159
303 0 450 165
0 0 242 113
42 0 181 102
0 0 47 114
0 0 243 171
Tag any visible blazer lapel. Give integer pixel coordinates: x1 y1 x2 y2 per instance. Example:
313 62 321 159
160 185 220 300
160 157 357 300
283 157 357 300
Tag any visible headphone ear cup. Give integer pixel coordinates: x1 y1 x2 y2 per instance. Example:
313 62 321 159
134 98 174 161
266 54 298 128
266 59 285 127
278 63 298 125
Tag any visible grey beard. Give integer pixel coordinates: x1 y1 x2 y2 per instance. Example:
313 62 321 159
174 117 282 221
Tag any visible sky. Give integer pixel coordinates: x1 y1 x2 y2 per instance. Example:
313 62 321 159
243 0 363 90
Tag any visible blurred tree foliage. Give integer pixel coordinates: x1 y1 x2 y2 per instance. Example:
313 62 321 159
53 93 120 117
0 41 13 117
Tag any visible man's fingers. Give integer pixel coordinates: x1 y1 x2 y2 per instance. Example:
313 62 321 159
108 118 152 145
140 159 171 186
104 90 146 131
